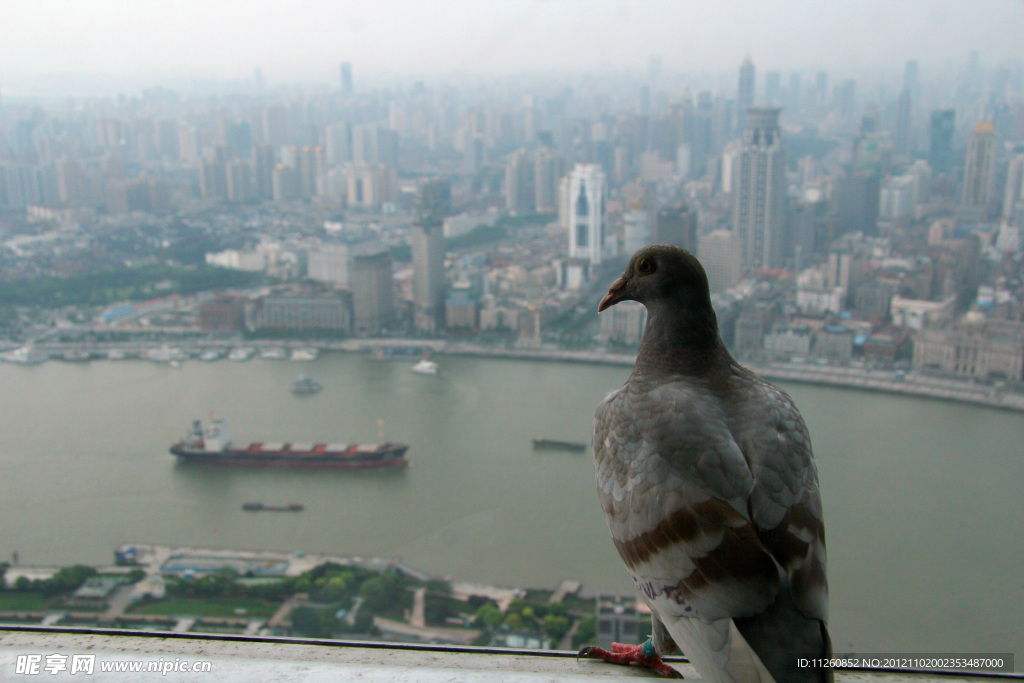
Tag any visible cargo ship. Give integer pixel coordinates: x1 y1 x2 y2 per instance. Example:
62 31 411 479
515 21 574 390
171 419 409 469
242 502 304 512
532 438 587 452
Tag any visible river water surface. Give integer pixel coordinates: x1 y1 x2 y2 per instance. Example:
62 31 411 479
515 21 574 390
0 353 1021 665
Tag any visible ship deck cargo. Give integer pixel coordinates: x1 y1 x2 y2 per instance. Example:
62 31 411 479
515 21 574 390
171 419 409 469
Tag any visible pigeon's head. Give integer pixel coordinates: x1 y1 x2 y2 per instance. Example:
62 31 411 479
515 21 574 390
598 244 711 313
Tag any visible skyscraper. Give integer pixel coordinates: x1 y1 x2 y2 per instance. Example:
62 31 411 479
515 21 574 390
504 148 535 213
340 62 353 95
1003 152 1024 220
732 108 786 270
698 230 743 292
834 171 880 235
655 203 698 253
566 163 608 266
623 205 651 256
929 109 956 175
737 57 755 135
894 87 912 155
351 250 395 334
962 121 997 207
412 178 450 334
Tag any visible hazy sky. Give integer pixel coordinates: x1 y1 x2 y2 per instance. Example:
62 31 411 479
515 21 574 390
1 0 1021 90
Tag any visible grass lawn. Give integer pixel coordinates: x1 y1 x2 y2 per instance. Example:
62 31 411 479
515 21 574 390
0 592 56 611
128 596 280 619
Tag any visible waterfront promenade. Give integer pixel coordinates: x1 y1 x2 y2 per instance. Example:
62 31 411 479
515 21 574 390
9 336 1024 413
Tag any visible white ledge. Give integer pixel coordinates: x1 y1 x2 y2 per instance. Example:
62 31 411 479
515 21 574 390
1 628 1019 681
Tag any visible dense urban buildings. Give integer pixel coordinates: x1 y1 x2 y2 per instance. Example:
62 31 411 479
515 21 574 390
1 50 1024 385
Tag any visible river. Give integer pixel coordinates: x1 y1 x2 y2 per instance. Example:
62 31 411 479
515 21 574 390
0 352 1021 665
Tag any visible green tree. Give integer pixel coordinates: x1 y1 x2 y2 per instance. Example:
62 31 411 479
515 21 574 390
504 612 524 630
290 606 337 639
547 601 568 617
358 576 389 612
542 614 570 642
44 565 97 595
572 616 597 649
317 574 350 603
474 603 504 628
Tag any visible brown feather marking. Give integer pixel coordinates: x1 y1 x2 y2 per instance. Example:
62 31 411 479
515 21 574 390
613 499 779 598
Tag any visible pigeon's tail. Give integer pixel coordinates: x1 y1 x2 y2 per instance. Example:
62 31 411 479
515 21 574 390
733 587 833 683
670 617 776 683
666 590 832 683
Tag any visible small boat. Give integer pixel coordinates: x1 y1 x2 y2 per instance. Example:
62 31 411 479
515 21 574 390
242 502 304 512
291 347 320 361
228 347 256 361
260 347 288 360
1 346 48 365
412 359 439 375
147 345 188 364
289 376 322 394
199 348 226 362
532 438 587 452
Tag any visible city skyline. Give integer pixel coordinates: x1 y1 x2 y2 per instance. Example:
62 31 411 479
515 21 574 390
1 0 1022 96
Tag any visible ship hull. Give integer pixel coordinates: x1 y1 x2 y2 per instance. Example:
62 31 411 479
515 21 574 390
170 445 409 470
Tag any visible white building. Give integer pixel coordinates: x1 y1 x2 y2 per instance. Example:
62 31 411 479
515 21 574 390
962 121 996 208
732 108 786 269
600 300 647 346
307 243 351 286
622 207 651 257
698 230 743 293
891 296 956 330
765 325 814 359
880 175 916 220
565 163 608 266
1003 152 1024 220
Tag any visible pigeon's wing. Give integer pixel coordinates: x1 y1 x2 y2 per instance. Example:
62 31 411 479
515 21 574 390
594 376 830 682
593 379 781 623
726 372 829 623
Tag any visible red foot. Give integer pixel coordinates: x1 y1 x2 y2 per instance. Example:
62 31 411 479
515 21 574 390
578 641 683 678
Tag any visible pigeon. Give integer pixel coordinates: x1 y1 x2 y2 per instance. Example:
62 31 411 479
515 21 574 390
579 245 831 682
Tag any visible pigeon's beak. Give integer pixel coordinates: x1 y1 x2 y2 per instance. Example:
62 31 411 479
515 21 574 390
598 276 629 313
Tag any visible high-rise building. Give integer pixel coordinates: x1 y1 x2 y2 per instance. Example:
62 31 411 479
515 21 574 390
894 88 912 155
1003 152 1024 220
835 171 880 235
962 121 997 207
504 148 535 213
764 71 782 105
412 178 450 334
307 243 353 287
324 122 352 168
698 230 743 292
565 163 608 266
655 203 698 253
340 62 353 95
737 57 755 135
623 205 651 256
351 250 394 334
261 105 289 148
533 147 564 213
732 108 786 270
252 144 276 201
928 109 956 175
904 59 920 97
225 159 255 203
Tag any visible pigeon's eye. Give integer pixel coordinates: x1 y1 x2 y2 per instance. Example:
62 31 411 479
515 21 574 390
636 257 655 275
